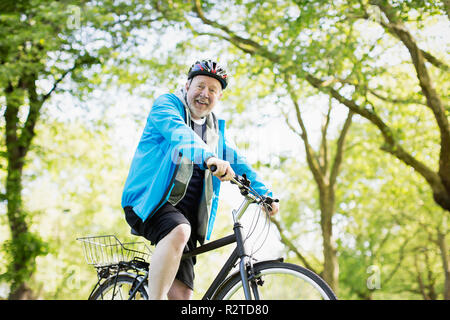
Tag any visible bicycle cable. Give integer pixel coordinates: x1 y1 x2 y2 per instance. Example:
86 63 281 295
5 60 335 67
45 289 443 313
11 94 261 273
248 204 272 258
209 165 277 258
236 177 274 258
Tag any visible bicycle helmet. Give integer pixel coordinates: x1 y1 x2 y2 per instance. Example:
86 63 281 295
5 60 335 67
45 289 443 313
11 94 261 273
187 59 228 89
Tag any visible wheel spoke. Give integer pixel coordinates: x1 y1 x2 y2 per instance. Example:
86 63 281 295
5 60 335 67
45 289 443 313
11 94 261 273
90 274 148 300
215 262 337 300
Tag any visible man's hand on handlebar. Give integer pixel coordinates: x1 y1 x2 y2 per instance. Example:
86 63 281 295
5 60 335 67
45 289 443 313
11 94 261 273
207 156 279 216
206 157 235 182
265 201 279 216
262 197 279 216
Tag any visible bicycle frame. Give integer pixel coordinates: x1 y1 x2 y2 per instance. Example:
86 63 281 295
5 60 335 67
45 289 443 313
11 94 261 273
84 171 337 300
96 175 274 300
181 192 258 300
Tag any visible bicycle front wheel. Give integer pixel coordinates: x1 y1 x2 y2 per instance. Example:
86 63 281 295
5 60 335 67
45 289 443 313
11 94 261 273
214 261 337 300
89 273 148 300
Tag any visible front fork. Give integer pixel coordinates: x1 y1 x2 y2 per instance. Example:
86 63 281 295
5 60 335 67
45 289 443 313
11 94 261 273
234 222 261 300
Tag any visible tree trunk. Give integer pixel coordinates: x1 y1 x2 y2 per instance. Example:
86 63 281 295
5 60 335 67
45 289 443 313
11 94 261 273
3 79 43 299
8 283 35 300
319 186 339 294
4 84 31 299
437 230 450 300
5 158 30 299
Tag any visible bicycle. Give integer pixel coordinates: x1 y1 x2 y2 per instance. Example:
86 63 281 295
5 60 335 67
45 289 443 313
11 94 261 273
77 168 337 300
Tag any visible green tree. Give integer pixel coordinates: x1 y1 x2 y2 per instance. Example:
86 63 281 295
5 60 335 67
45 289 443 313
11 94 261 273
183 0 449 210
337 121 448 299
25 117 134 299
0 0 163 299
147 0 448 296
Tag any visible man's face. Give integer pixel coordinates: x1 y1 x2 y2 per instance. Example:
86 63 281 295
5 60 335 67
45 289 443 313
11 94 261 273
185 75 223 120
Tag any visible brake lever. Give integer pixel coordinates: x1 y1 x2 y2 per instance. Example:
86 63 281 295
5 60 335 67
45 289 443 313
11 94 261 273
210 165 268 200
233 173 250 186
261 196 279 212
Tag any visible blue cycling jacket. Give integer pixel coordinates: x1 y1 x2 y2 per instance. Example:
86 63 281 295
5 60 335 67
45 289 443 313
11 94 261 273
121 91 271 241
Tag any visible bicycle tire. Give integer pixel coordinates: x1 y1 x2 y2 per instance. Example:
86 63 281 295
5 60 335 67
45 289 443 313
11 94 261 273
89 273 148 300
213 261 337 300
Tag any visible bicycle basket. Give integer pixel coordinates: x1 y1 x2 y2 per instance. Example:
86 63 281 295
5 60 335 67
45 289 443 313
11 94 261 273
77 235 151 267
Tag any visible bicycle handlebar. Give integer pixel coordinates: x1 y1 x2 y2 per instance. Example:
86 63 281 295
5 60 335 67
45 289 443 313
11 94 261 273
209 164 241 187
208 164 279 209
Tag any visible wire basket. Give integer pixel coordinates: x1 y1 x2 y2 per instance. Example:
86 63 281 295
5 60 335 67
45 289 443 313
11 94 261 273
77 235 151 267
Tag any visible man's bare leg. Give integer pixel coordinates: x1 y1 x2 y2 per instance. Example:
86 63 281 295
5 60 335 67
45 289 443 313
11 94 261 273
147 224 191 300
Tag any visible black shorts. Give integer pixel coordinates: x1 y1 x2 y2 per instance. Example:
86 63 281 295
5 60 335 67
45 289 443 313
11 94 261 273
124 202 197 290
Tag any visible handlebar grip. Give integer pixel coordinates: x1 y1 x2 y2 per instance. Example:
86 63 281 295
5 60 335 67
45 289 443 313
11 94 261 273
209 164 234 179
264 196 279 205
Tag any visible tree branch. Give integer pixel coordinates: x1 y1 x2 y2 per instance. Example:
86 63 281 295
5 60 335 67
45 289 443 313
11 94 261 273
192 0 279 61
306 73 443 186
271 217 318 274
280 108 302 137
188 0 450 211
330 76 427 106
420 49 449 72
41 64 77 103
370 0 450 199
382 232 414 287
443 0 450 20
319 99 332 175
363 2 449 72
284 74 325 190
367 88 426 106
329 109 354 188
